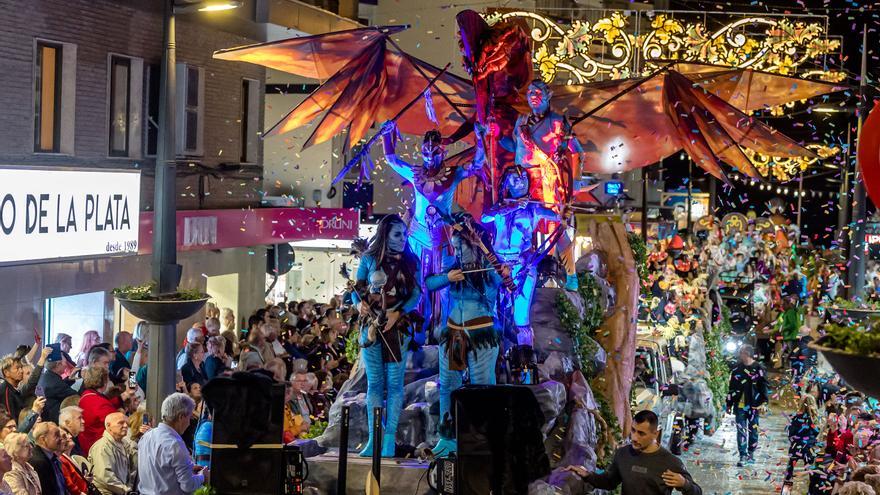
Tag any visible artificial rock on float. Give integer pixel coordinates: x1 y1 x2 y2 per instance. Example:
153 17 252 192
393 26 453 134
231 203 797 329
578 217 639 435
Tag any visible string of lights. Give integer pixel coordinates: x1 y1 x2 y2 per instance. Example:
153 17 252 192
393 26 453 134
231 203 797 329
727 173 841 198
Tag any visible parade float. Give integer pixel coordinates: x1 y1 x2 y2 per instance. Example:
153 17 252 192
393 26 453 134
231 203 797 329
212 8 844 494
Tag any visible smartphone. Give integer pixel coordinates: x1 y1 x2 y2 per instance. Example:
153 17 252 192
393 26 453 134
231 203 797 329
128 370 137 388
142 413 151 425
35 385 45 397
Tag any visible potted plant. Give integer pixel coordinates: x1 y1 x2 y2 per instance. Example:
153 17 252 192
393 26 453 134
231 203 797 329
113 282 210 324
810 318 880 398
826 298 880 325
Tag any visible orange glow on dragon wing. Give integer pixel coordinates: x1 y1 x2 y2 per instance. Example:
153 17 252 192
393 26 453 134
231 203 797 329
213 26 406 79
215 26 475 150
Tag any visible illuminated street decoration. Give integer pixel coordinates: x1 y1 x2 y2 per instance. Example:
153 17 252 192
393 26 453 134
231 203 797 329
485 10 842 180
743 144 840 181
484 11 840 85
484 11 634 83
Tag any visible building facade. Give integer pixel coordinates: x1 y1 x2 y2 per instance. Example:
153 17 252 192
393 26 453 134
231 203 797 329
0 0 268 353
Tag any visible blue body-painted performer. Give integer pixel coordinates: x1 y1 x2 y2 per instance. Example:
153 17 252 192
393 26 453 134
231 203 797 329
351 215 423 457
425 214 509 456
482 165 561 346
513 80 583 291
380 120 486 331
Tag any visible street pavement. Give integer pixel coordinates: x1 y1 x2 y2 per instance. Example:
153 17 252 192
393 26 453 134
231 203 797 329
682 377 804 494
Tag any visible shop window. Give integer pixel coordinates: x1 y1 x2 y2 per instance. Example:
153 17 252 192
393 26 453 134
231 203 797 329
34 39 76 155
44 291 107 361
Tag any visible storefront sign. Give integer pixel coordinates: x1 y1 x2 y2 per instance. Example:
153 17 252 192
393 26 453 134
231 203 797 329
0 167 141 265
138 207 359 254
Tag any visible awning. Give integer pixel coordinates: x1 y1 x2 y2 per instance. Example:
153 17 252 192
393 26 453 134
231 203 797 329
137 207 359 254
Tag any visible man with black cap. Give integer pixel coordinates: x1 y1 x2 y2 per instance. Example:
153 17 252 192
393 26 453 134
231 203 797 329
109 331 133 382
37 343 78 423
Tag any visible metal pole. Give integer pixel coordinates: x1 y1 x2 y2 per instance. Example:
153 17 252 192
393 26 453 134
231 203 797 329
367 407 383 493
641 166 649 243
708 175 717 216
147 0 180 423
796 170 804 239
337 406 350 495
838 126 852 252
686 159 693 239
153 0 181 295
851 24 869 299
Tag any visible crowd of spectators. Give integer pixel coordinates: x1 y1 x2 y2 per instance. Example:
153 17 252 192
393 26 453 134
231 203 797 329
786 378 880 494
0 294 357 494
206 299 354 442
644 215 880 494
645 218 825 379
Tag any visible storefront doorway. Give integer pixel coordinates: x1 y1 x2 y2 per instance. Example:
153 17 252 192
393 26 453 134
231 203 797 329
44 291 108 359
206 273 240 321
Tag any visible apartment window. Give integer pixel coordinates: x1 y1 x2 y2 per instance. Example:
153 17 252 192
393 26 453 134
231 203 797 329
34 42 62 153
176 63 204 156
106 55 143 159
109 57 131 156
240 78 260 163
33 39 76 155
145 64 160 156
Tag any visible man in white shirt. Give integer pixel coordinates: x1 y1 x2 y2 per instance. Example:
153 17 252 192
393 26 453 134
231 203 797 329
138 393 207 495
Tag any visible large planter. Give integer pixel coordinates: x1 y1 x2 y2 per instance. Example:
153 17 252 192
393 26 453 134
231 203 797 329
826 307 880 325
115 295 210 324
810 340 880 399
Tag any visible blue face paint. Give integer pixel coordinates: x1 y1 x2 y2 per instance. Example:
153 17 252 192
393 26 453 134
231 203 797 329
504 171 529 199
526 84 551 115
387 223 406 253
421 141 446 168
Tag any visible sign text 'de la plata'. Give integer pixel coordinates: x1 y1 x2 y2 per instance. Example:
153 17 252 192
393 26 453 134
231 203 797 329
0 167 141 265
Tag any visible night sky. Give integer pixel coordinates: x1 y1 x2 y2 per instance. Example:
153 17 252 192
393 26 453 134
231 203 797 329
655 0 880 246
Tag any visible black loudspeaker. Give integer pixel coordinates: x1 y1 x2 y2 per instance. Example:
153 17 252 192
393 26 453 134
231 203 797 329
210 445 306 495
453 385 550 495
208 379 286 494
267 244 295 276
212 448 284 494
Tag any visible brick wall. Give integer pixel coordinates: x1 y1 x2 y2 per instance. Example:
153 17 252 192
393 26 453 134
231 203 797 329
0 0 265 210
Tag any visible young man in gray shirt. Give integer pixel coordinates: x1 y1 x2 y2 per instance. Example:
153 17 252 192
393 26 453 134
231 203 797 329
564 410 702 495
